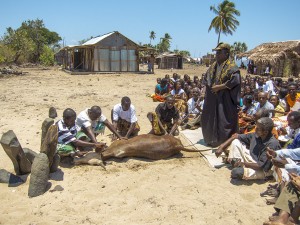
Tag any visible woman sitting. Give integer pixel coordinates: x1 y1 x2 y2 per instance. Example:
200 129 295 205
269 95 286 118
238 95 256 133
151 78 170 102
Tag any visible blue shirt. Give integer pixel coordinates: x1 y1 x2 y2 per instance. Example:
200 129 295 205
288 133 300 149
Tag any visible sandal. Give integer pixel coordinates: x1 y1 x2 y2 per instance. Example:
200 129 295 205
265 197 278 205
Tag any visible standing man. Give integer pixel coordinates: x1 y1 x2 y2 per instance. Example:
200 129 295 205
112 96 140 140
201 43 241 147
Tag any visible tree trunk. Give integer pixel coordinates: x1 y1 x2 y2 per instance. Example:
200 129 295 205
217 31 221 45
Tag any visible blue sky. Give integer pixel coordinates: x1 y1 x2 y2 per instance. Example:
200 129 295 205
1 0 299 57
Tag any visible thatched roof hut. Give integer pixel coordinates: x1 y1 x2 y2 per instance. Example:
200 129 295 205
237 40 300 77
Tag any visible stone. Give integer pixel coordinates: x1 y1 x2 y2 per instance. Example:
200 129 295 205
23 148 38 164
48 107 57 119
0 130 32 175
41 118 54 147
49 185 64 192
0 169 24 186
50 154 60 173
28 153 50 198
40 125 58 168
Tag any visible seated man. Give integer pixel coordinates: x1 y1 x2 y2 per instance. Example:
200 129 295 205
263 174 300 225
57 108 106 157
215 117 281 180
256 91 274 118
147 95 181 136
111 96 140 140
181 87 203 130
76 106 123 144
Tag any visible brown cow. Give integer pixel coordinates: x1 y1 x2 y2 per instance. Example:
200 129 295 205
73 134 203 166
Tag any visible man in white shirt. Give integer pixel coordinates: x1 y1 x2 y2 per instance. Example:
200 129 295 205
112 97 140 139
76 106 123 144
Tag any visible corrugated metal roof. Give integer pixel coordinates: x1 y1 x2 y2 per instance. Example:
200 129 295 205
82 31 115 46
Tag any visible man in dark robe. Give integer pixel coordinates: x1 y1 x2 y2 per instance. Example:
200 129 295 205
201 43 241 147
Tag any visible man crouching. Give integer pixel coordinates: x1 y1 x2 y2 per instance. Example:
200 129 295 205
57 108 106 157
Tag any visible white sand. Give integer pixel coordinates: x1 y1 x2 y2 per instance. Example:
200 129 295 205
0 65 274 225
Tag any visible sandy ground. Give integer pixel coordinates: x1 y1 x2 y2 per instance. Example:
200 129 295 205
0 64 275 225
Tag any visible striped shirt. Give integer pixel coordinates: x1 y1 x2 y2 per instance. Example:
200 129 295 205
56 119 77 144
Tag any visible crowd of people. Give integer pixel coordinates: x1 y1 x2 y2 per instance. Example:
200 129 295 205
149 42 300 225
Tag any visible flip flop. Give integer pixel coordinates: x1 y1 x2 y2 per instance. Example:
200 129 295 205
260 188 279 197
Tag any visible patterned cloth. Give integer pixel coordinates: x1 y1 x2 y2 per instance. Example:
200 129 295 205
148 112 174 135
116 118 140 137
201 58 241 147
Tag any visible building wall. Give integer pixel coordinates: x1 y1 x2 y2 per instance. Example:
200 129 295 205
93 33 138 72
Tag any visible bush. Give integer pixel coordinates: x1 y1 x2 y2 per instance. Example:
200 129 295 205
39 45 55 66
0 44 15 63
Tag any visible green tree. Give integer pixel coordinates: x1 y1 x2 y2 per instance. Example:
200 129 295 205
1 19 62 64
2 27 34 63
231 41 248 58
149 31 156 45
19 19 61 62
156 33 172 53
78 36 94 45
208 0 240 44
178 50 191 57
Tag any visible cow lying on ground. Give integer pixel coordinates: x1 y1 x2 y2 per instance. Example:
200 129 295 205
73 134 203 166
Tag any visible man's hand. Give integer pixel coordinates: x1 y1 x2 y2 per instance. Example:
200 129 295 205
215 145 225 158
211 84 224 94
266 147 276 159
95 142 107 153
272 156 288 168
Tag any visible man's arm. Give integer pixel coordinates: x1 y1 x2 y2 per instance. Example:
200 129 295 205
169 119 182 136
84 126 98 143
125 122 136 139
215 133 239 157
104 119 124 140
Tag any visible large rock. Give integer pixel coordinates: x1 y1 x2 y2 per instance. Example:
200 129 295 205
40 125 58 169
0 169 24 186
0 130 32 175
23 148 38 164
41 118 54 147
28 153 49 198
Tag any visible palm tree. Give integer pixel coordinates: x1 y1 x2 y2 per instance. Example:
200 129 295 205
208 0 240 44
231 41 247 57
149 31 156 45
157 33 172 53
